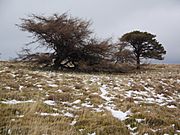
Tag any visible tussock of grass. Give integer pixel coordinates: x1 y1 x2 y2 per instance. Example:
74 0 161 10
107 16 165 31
75 109 129 135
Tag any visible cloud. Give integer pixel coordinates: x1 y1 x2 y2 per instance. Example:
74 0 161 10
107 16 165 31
0 0 180 63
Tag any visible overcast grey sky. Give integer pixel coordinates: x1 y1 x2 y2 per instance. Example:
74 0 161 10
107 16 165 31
0 0 180 63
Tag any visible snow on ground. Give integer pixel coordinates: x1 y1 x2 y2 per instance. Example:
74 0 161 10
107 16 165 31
99 84 131 121
19 85 23 91
99 85 112 101
167 105 177 108
1 62 180 134
48 84 58 88
105 106 130 121
1 99 35 104
36 112 60 116
73 99 81 104
35 111 74 117
87 132 96 135
70 119 77 126
44 100 56 106
5 86 11 90
124 85 178 107
127 124 138 135
81 101 94 108
89 76 100 84
64 112 74 117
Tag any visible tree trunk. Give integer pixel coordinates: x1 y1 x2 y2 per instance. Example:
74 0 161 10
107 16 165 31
53 54 65 70
136 56 140 69
53 58 61 70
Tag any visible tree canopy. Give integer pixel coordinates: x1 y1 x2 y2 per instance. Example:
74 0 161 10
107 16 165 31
120 31 166 69
18 13 111 70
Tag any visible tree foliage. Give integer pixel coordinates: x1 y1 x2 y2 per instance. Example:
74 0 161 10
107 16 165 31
18 13 110 70
120 31 166 69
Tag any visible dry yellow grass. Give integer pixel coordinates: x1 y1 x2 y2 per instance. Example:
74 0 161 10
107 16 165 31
0 61 179 135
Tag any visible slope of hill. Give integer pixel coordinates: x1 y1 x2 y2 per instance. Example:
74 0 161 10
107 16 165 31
0 61 180 135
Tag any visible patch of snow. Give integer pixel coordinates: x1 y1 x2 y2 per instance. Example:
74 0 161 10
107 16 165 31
134 96 144 100
36 84 42 88
19 86 23 91
134 101 139 104
48 84 58 87
88 132 96 135
99 85 130 121
124 89 177 106
136 118 144 123
79 129 85 132
159 81 168 86
113 87 120 90
57 89 63 93
38 88 43 91
177 79 180 83
17 115 24 118
140 80 146 84
62 102 72 106
86 97 90 100
105 107 130 121
72 105 81 109
90 76 100 83
93 108 104 112
128 81 132 86
10 73 16 78
75 93 83 96
127 124 137 131
100 85 111 101
1 99 35 104
82 102 94 108
73 99 81 104
53 108 58 111
145 97 156 104
44 100 56 106
46 80 55 84
98 104 103 108
125 91 133 98
125 90 149 98
38 112 60 116
70 119 77 126
91 92 99 95
64 112 74 117
45 93 49 97
167 105 177 108
8 129 11 135
0 70 4 73
5 86 11 90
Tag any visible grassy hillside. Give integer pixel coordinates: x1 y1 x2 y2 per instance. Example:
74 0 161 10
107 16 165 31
0 61 180 135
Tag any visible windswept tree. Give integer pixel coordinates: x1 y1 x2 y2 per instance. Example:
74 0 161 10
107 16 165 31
18 13 110 70
83 38 111 64
120 31 166 69
16 47 54 65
